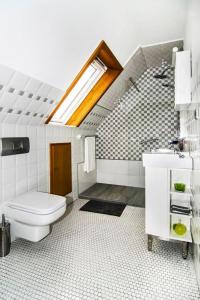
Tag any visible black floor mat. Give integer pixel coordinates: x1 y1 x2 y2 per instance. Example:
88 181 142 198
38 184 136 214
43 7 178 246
80 200 126 217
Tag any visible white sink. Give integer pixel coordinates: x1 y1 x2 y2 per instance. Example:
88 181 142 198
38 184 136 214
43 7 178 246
143 152 192 169
151 148 174 154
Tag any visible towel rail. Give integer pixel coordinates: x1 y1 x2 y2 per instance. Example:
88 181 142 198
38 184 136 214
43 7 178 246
76 134 98 139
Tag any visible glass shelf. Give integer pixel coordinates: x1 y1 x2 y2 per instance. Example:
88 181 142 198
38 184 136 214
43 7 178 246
170 231 192 243
170 212 192 219
170 187 191 196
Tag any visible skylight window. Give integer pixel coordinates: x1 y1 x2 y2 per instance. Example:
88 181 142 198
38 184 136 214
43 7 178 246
50 58 107 125
46 41 123 127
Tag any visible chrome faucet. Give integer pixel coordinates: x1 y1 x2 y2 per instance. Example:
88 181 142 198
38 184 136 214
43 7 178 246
173 148 185 158
168 138 185 158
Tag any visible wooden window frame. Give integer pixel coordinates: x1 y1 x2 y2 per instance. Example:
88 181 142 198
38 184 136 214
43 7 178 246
46 40 123 126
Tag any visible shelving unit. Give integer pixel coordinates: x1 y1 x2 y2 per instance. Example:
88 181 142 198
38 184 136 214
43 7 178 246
143 152 193 259
168 168 193 256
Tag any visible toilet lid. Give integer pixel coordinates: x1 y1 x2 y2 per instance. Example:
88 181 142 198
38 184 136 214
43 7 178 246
7 192 66 215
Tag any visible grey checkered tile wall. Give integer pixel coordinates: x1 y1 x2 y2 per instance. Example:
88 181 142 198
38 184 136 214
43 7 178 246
80 40 183 130
96 62 179 161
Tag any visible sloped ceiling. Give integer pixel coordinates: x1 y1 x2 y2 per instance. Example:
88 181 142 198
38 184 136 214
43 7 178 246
0 64 63 125
0 1 187 127
0 0 187 90
80 40 183 129
0 40 183 126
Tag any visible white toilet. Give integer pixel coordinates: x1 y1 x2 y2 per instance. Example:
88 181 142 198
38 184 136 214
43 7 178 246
4 191 66 242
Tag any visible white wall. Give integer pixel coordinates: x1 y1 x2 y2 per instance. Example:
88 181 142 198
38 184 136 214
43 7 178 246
0 63 64 126
0 124 97 208
182 0 200 288
97 159 145 188
184 0 200 104
0 0 187 89
78 163 97 194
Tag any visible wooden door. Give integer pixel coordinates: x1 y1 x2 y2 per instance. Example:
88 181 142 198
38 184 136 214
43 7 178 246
50 143 72 196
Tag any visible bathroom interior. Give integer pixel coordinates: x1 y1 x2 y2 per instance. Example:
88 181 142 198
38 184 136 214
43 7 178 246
0 0 200 299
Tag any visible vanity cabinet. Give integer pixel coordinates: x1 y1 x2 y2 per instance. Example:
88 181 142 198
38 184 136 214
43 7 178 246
143 153 192 258
145 167 169 238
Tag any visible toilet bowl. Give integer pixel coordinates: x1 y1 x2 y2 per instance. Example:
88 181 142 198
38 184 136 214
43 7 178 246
4 191 66 242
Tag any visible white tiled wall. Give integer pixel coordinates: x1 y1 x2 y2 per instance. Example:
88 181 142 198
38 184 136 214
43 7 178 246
78 163 97 194
0 124 97 209
182 0 200 289
180 110 200 288
97 159 145 188
0 64 64 126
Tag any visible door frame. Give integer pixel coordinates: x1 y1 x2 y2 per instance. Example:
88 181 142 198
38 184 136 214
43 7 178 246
50 142 72 195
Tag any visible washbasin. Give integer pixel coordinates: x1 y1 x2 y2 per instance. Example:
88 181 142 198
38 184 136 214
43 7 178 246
151 148 173 154
143 152 192 169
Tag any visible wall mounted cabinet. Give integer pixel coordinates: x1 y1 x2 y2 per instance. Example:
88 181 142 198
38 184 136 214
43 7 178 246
175 50 191 110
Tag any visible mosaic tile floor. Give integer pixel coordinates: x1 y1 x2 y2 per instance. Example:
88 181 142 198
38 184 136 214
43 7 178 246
0 200 199 300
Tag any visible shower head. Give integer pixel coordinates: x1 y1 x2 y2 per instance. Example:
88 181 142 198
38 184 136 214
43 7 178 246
153 73 168 79
153 66 173 80
154 47 179 79
127 77 140 92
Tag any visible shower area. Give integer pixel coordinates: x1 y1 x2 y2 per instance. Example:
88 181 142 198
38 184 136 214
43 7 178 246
78 41 182 208
79 183 145 207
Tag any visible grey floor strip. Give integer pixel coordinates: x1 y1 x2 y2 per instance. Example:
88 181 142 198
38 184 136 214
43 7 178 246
79 183 145 208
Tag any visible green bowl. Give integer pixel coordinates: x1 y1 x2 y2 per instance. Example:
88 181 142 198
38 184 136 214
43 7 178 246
174 183 186 192
173 223 187 236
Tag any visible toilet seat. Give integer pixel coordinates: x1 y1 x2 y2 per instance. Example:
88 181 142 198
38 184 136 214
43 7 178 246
7 191 66 215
